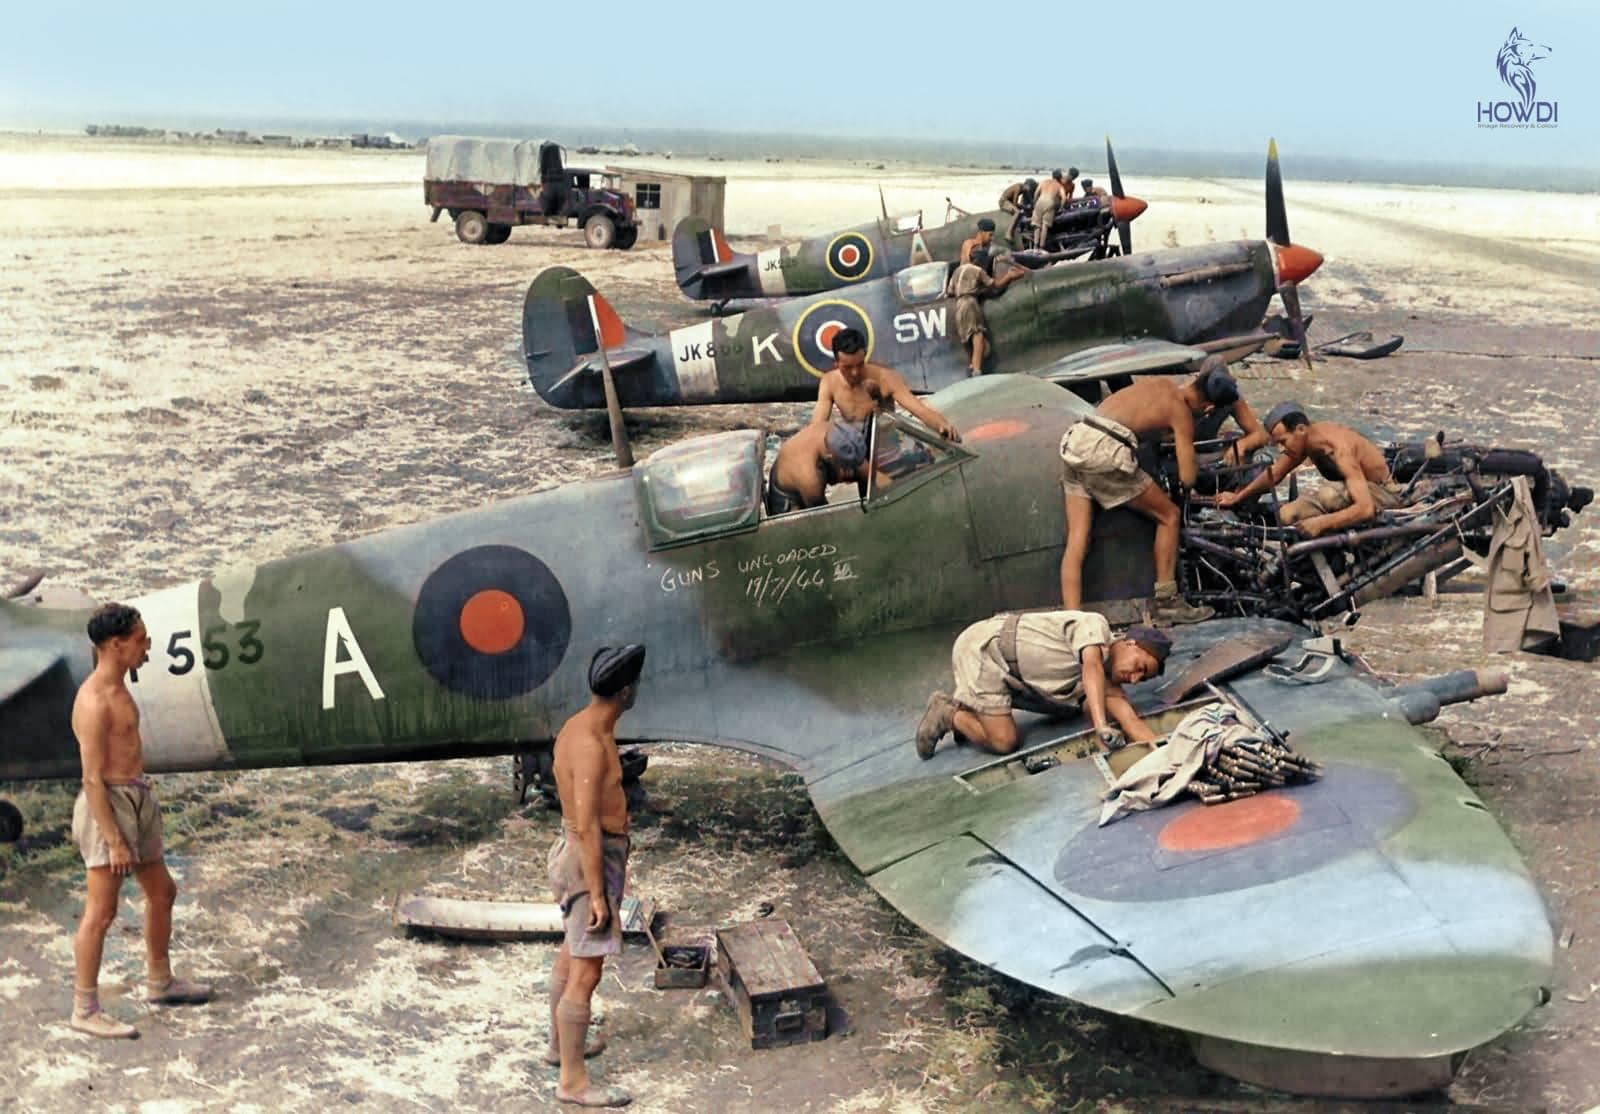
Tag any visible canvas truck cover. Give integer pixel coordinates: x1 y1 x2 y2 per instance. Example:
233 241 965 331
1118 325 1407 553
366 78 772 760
425 136 553 186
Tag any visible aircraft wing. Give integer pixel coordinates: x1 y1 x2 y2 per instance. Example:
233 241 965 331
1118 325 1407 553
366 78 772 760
747 618 1553 1066
1034 340 1209 384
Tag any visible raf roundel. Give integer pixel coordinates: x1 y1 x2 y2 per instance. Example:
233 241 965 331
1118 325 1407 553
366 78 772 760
412 545 572 700
791 300 875 379
824 231 874 282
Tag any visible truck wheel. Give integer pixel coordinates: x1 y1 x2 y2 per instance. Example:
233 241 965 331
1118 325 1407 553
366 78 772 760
614 226 638 250
0 799 22 843
583 214 616 250
486 223 512 244
455 211 489 245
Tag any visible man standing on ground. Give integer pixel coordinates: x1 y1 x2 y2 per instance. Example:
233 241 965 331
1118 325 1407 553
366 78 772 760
1058 370 1245 624
546 644 646 1108
1217 403 1408 536
69 602 211 1039
916 612 1170 758
946 248 1027 375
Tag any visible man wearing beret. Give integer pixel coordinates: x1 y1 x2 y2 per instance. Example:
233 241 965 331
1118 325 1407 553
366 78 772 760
546 644 646 1108
916 612 1170 758
959 216 998 265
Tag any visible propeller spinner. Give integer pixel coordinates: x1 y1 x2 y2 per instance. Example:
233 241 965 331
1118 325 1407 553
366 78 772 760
1265 138 1322 368
1105 136 1144 256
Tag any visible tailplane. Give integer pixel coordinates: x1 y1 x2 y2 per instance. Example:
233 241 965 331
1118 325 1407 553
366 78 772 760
0 593 92 788
521 267 661 410
671 216 757 301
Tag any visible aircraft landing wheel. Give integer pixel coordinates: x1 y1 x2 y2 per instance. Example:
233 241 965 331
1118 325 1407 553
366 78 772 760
485 223 512 244
0 800 22 843
455 210 489 245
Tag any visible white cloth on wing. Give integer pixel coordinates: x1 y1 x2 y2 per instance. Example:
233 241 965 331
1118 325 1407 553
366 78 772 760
1098 704 1261 826
1483 475 1560 653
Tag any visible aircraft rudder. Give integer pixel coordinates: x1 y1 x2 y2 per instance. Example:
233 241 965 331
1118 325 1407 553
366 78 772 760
521 267 649 408
671 216 751 300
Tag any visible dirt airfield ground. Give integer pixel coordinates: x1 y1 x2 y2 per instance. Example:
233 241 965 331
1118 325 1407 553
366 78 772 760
1 133 1598 1112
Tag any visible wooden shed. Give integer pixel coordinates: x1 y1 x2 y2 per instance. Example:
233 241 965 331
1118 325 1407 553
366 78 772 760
610 167 726 242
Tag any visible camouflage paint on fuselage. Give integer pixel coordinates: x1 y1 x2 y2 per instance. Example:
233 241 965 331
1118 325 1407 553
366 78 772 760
673 197 1120 302
0 375 1551 1089
525 241 1281 410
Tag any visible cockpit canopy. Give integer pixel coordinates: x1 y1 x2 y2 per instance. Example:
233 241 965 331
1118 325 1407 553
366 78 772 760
895 261 952 306
635 430 763 550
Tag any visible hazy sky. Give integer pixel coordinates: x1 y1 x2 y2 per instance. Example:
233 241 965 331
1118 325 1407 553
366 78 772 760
2 0 1594 171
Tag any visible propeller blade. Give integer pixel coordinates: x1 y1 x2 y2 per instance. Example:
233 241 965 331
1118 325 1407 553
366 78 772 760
1281 281 1314 371
1266 138 1290 246
1107 135 1133 255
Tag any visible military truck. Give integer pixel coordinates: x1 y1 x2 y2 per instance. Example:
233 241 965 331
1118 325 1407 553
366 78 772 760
424 136 638 249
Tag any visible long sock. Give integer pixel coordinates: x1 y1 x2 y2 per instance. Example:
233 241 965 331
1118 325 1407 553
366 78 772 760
1154 580 1177 599
546 968 568 1052
556 999 591 1086
73 986 99 1017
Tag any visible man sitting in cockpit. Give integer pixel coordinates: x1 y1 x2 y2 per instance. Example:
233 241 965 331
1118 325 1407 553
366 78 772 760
765 420 870 516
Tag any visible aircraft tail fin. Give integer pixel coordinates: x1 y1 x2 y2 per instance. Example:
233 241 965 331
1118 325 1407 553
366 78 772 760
521 266 660 409
672 216 756 300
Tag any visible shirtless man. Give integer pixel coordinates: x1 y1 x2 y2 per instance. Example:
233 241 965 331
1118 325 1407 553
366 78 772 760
917 612 1170 758
998 178 1036 242
1031 170 1067 249
69 603 211 1039
766 419 869 514
546 643 645 1108
1058 369 1242 624
810 327 960 443
958 217 997 264
1217 402 1407 537
1079 178 1108 199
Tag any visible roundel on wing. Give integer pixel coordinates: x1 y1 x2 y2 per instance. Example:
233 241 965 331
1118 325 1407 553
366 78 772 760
413 545 571 700
1054 764 1415 902
824 231 874 281
791 299 874 379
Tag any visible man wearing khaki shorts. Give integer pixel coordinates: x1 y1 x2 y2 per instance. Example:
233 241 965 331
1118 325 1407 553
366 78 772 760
69 603 211 1039
916 610 1170 758
545 643 646 1108
1218 402 1408 536
1059 369 1243 624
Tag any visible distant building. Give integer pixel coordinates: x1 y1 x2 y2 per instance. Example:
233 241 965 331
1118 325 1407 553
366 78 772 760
610 167 726 242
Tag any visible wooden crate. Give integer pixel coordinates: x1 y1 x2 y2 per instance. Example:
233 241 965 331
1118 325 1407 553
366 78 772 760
715 919 828 1049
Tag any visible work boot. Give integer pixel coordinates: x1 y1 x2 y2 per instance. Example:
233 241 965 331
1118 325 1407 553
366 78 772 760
1151 581 1213 626
915 692 956 759
70 1008 138 1039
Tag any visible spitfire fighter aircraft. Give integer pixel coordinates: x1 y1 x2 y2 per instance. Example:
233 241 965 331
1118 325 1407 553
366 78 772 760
672 138 1149 305
525 142 1319 411
1 374 1550 1098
